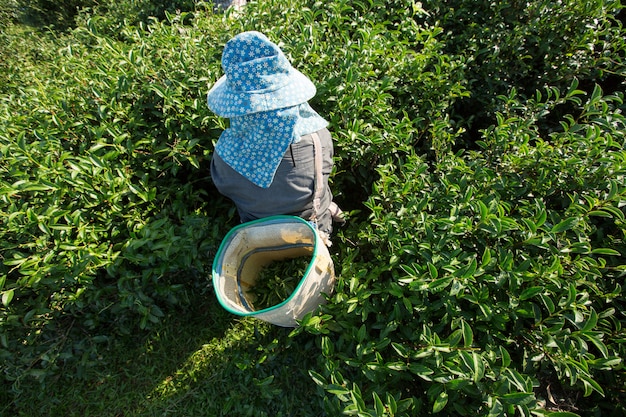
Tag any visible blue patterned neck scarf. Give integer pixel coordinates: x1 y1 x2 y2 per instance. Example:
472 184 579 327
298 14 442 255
215 102 328 188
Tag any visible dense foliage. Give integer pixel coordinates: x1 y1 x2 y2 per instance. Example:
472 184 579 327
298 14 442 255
1 0 625 415
305 84 626 416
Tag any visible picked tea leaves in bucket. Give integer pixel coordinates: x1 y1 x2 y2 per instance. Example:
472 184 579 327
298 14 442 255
248 256 311 310
212 215 335 326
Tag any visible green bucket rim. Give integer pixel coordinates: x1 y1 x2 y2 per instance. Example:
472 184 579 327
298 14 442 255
211 215 319 317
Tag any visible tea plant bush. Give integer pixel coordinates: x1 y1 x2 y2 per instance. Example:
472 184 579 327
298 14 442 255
1 0 625 415
273 0 469 196
0 0 93 28
1 0 199 30
420 0 626 139
0 6 233 385
302 82 626 416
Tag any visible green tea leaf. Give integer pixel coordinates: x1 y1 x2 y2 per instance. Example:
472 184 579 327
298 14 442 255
327 384 350 396
428 277 453 291
501 392 534 405
580 373 604 397
409 363 434 378
481 247 492 268
461 319 473 347
588 210 612 218
581 309 598 332
551 217 578 233
428 262 438 279
308 370 327 387
433 391 448 413
373 391 385 417
519 286 543 301
2 289 14 307
591 248 621 256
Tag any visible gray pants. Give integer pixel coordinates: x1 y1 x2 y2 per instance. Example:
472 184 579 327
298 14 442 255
210 128 334 235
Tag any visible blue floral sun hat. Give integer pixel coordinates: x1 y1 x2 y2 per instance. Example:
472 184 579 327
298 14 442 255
207 31 328 188
207 31 317 117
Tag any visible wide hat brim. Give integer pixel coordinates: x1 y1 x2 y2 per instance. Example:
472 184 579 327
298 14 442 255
207 68 316 118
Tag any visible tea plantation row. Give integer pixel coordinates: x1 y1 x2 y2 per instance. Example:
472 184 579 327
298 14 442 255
1 0 625 415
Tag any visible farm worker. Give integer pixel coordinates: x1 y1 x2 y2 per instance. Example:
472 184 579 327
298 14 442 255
207 31 344 244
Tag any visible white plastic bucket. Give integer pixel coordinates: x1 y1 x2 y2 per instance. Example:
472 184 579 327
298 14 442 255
212 215 335 327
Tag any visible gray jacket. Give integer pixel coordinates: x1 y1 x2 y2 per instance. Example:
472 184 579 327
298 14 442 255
210 128 334 234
